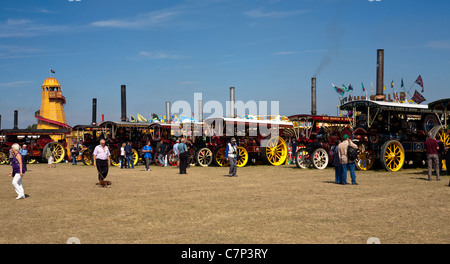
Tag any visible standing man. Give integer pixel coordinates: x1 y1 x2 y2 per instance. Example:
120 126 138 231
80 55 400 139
70 145 78 165
20 144 28 165
338 134 358 185
424 132 441 181
142 141 153 171
226 137 238 177
173 139 180 167
124 142 134 169
93 139 111 182
177 138 188 174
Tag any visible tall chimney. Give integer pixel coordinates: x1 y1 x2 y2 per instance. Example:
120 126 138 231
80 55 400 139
14 110 18 129
166 102 171 124
230 87 235 118
375 49 385 101
311 77 317 115
92 98 97 125
198 99 203 122
121 85 127 122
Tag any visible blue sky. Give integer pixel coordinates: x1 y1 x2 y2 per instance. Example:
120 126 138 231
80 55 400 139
0 0 449 128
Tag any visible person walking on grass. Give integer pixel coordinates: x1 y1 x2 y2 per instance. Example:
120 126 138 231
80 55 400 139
142 141 153 171
93 139 111 182
226 137 238 177
424 132 441 181
9 143 26 200
338 134 358 185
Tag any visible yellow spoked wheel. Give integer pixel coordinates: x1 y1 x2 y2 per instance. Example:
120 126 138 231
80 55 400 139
355 143 375 171
214 147 228 167
44 142 66 164
110 149 121 167
236 147 248 167
82 149 93 166
431 125 449 170
381 140 405 172
262 136 287 166
0 152 7 165
132 149 139 166
196 147 213 167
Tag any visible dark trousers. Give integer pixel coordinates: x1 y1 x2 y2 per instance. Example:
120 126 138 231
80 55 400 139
96 159 109 181
179 152 188 174
120 155 126 169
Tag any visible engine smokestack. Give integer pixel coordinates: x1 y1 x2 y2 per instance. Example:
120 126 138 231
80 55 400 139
230 87 235 118
166 102 171 124
121 85 127 122
14 110 18 129
92 98 97 125
198 99 203 122
376 49 385 101
311 77 317 115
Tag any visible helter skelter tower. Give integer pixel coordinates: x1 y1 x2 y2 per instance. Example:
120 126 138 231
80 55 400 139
35 77 72 140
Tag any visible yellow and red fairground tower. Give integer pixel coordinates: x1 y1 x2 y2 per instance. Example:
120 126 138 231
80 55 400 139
35 77 72 141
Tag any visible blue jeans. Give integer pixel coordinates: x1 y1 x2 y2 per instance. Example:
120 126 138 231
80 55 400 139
341 162 356 184
72 154 77 165
334 165 342 183
126 155 134 168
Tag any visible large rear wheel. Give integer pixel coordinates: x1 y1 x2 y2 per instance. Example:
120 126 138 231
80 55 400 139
236 147 248 167
214 147 228 167
43 142 66 164
380 140 405 172
262 136 287 166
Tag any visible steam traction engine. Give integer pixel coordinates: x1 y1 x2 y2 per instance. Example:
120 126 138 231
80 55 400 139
340 100 441 172
288 114 352 170
202 117 294 167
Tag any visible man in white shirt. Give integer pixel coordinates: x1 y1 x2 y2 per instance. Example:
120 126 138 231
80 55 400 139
93 139 111 181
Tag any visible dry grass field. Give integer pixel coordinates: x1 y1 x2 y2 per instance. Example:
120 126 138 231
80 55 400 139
0 162 449 244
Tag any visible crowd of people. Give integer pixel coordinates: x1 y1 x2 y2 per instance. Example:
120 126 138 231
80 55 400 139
4 134 450 200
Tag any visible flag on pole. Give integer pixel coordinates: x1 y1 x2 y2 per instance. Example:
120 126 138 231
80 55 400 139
415 75 424 92
50 69 55 74
411 90 426 104
401 78 404 88
361 82 365 92
342 84 348 92
348 84 353 91
332 83 345 96
391 80 394 88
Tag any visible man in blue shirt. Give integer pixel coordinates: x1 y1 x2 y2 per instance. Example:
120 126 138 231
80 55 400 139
124 142 134 169
142 141 153 171
177 138 188 174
